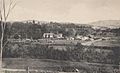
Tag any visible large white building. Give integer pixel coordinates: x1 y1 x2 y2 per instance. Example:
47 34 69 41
43 33 63 39
43 33 54 38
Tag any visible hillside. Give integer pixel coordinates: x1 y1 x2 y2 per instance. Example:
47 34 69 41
1 20 94 40
90 20 120 28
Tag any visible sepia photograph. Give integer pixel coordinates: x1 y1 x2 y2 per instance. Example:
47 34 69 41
0 0 120 73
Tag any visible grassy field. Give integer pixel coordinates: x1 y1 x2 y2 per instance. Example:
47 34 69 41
93 40 120 47
3 58 91 72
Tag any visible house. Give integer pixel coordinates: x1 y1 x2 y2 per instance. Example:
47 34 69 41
43 33 55 38
76 35 83 40
76 35 90 41
55 33 63 39
43 33 63 39
66 37 75 40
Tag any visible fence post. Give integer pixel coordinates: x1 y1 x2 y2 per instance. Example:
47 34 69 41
26 66 30 73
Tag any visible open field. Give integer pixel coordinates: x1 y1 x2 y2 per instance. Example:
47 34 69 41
3 58 120 73
9 37 120 47
93 40 120 47
3 58 91 72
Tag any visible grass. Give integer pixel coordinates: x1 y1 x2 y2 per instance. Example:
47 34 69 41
3 71 59 73
2 58 90 72
3 71 26 73
92 40 120 47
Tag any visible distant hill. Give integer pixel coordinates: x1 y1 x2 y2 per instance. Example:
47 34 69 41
15 20 120 29
90 20 120 28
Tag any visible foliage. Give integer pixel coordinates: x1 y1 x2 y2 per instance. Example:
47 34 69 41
3 42 119 65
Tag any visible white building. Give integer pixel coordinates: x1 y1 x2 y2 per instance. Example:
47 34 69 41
66 37 75 40
43 33 55 38
81 36 89 41
43 33 63 39
55 33 63 39
76 35 83 40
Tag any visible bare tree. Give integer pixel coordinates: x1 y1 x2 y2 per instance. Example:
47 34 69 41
0 0 16 72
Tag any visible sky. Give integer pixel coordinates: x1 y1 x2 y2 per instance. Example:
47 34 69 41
5 0 120 23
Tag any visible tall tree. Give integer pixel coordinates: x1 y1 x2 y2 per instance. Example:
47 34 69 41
0 0 16 72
